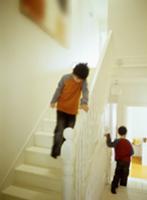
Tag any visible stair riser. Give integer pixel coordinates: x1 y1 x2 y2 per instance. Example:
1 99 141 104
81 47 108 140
34 135 53 148
44 111 56 121
15 172 61 192
2 185 61 200
24 151 62 169
2 195 23 200
39 121 55 132
2 193 60 200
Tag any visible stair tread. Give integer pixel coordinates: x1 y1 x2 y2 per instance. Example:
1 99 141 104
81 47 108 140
43 118 55 122
15 164 62 179
2 185 61 200
26 146 62 161
26 146 51 154
35 131 53 136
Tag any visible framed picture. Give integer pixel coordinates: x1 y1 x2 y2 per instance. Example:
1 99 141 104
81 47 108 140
20 0 69 46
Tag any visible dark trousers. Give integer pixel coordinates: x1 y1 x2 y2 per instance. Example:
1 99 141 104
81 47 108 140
111 161 130 190
51 110 76 158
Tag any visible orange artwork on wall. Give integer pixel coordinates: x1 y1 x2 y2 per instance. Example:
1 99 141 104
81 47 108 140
20 0 45 22
20 0 70 47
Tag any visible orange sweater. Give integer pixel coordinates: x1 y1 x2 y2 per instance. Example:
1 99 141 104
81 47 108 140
57 77 82 114
51 74 88 115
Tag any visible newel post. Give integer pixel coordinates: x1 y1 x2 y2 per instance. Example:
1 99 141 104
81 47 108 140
61 127 75 200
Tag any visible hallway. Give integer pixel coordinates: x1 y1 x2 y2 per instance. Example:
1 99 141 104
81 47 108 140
102 178 147 200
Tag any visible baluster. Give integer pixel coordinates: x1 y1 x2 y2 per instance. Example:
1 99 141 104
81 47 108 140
61 128 75 200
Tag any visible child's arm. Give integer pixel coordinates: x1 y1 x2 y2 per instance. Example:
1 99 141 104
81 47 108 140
80 80 89 112
105 133 118 148
50 76 65 106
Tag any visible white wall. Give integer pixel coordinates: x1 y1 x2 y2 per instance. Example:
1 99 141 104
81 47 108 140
109 79 147 132
108 0 147 58
0 0 73 186
0 59 3 183
111 78 147 157
70 0 108 67
108 0 147 129
118 81 147 106
127 106 147 139
0 0 107 187
0 1 4 185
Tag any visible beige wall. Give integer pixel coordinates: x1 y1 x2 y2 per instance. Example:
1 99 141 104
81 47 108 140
0 58 3 187
0 0 105 186
108 0 147 127
108 0 147 57
116 80 147 126
110 77 147 128
109 64 147 123
119 81 147 106
0 0 73 186
76 0 108 66
0 1 4 185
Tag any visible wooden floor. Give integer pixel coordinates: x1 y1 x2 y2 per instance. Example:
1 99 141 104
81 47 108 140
102 178 147 200
130 156 147 179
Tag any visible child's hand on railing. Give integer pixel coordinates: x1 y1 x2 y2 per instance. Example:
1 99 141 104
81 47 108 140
104 133 110 137
104 127 111 137
80 104 89 112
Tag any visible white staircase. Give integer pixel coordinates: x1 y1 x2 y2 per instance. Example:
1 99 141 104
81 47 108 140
1 111 63 200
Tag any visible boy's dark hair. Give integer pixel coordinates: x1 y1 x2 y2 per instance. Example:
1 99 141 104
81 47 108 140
73 63 89 80
118 126 127 136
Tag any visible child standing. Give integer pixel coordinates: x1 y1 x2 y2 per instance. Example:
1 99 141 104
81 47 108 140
105 126 134 194
50 63 89 158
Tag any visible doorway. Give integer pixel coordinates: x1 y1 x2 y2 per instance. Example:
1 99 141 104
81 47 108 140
126 106 147 180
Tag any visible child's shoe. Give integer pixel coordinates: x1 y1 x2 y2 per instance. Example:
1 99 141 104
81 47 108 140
111 185 116 194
